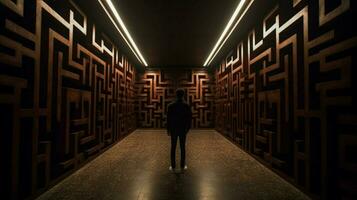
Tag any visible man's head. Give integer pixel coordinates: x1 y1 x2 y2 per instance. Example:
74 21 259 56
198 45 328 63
175 88 185 99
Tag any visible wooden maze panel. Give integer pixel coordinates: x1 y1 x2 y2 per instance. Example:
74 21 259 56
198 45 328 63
0 0 137 199
215 0 357 199
136 69 214 128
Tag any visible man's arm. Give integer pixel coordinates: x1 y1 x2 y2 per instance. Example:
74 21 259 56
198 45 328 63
186 104 192 133
167 105 171 136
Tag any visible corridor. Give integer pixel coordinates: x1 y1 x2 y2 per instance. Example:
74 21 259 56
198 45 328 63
1 0 356 199
37 130 308 200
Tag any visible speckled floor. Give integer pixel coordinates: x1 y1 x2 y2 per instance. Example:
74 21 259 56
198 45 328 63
37 129 310 200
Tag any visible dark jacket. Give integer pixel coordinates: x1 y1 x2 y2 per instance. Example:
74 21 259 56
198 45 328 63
167 99 192 135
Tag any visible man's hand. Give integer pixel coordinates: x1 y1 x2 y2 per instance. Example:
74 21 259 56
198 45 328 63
167 131 171 136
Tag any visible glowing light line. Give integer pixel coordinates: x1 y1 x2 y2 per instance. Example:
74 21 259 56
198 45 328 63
203 0 247 67
99 0 148 66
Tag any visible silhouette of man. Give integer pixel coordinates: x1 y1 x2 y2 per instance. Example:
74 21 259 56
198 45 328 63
167 88 192 172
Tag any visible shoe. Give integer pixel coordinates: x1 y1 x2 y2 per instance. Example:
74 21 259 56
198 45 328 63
169 166 175 171
181 165 187 170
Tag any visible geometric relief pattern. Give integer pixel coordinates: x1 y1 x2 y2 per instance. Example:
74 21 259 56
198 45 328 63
136 69 214 128
215 0 357 199
0 0 136 199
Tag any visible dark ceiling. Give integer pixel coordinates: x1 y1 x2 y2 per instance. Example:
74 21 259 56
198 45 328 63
113 0 239 67
78 0 276 68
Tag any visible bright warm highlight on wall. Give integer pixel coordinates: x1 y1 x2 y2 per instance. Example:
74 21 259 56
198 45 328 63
203 0 252 67
98 0 148 66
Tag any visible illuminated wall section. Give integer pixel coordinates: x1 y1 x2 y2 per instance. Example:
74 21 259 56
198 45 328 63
136 69 214 128
214 0 357 199
0 0 137 199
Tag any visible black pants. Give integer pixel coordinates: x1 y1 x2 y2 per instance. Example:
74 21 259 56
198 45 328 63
170 134 187 168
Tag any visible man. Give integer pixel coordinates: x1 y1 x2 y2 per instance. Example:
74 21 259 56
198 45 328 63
167 88 192 172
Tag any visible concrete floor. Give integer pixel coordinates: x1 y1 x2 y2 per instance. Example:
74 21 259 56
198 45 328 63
37 129 310 200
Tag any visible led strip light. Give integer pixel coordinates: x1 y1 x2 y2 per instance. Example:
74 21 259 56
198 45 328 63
203 0 253 67
98 0 148 66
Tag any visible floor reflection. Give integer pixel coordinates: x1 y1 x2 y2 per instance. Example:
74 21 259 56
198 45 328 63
37 129 309 200
198 169 216 200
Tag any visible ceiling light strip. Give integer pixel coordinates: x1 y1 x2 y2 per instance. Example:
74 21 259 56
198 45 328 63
97 0 142 64
105 0 148 66
203 0 248 67
207 0 254 66
99 0 148 66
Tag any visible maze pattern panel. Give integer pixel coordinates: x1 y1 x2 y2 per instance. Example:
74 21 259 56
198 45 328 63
137 69 214 128
215 0 357 199
0 0 137 199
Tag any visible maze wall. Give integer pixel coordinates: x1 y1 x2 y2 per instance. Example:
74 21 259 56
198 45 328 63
214 0 357 199
0 0 137 199
136 69 214 128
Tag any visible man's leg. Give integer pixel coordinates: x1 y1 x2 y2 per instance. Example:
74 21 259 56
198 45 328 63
179 134 187 168
170 135 178 168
